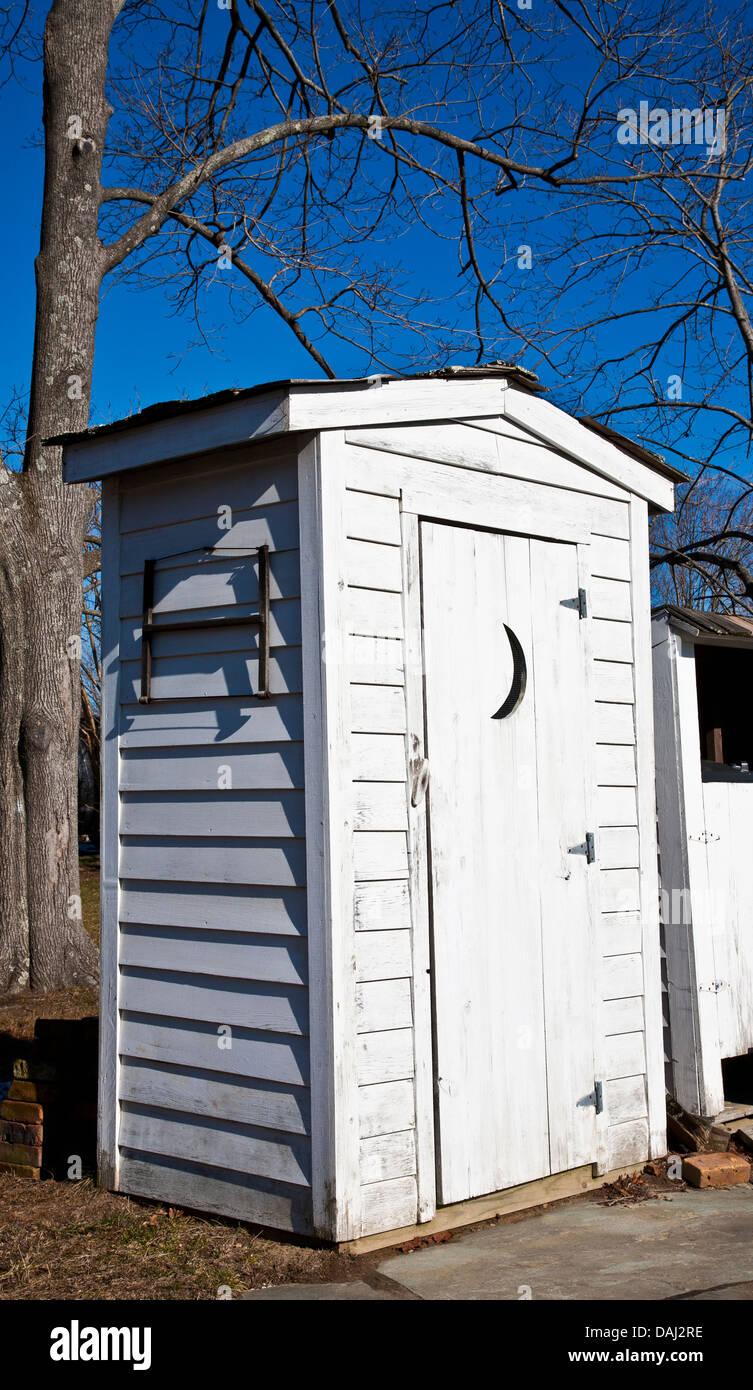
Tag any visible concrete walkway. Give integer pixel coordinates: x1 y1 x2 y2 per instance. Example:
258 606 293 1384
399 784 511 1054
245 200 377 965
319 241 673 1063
243 1185 753 1300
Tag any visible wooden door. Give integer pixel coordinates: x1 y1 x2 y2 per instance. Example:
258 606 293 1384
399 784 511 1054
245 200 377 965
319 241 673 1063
420 522 598 1204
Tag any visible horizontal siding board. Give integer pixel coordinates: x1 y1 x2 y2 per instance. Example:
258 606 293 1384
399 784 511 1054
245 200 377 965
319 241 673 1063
590 535 631 581
119 1057 310 1134
353 832 409 881
593 661 634 704
353 783 408 832
120 599 301 654
600 952 644 1001
356 979 412 1033
591 578 631 622
589 501 630 540
598 867 640 912
355 930 412 982
346 635 404 686
119 1013 309 1086
119 1104 310 1187
359 1080 415 1138
119 968 309 1036
354 880 411 932
119 499 300 573
345 490 402 545
119 925 308 986
596 786 638 827
604 1030 646 1079
595 702 635 745
360 1176 417 1236
599 911 642 956
119 450 298 532
119 790 306 840
592 619 633 663
596 745 636 787
598 827 640 870
604 1075 647 1125
603 996 644 1035
119 694 304 748
351 734 406 782
606 1118 650 1169
350 685 406 734
356 1029 414 1085
359 1131 416 1184
120 544 300 602
119 837 307 887
120 743 305 793
346 538 403 592
118 1153 312 1234
119 883 306 935
347 589 404 640
120 648 301 702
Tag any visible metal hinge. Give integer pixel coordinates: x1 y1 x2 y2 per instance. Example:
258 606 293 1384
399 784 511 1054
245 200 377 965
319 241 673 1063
588 1080 604 1114
569 832 596 864
578 587 588 619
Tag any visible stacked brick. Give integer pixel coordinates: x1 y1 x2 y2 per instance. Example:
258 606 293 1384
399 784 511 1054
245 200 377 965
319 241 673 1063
0 1017 98 1181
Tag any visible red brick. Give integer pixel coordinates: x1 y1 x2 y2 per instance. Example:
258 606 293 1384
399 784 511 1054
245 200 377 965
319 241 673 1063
0 1120 43 1146
0 1100 43 1123
0 1161 41 1180
682 1153 751 1188
0 1141 43 1167
9 1080 56 1104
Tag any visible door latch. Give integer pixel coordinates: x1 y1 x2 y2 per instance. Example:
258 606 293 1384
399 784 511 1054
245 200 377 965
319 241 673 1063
569 832 596 864
410 756 430 807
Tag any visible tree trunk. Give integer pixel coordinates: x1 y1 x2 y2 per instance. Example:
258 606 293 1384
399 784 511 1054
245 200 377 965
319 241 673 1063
0 0 119 992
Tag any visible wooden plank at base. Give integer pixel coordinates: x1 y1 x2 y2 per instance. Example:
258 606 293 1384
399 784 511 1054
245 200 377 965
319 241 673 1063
337 1160 649 1254
118 1153 313 1234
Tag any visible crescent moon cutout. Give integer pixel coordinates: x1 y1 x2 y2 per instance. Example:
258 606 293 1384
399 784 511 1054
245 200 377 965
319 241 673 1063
492 623 528 719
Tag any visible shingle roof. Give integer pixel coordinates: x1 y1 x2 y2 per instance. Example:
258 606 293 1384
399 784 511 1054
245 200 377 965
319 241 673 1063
654 604 753 641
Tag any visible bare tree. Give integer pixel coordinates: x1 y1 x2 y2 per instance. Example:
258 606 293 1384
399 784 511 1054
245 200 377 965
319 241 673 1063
1 0 748 990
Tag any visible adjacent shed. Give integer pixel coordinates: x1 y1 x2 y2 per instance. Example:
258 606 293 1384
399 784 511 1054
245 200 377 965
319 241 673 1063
653 605 753 1120
60 369 680 1243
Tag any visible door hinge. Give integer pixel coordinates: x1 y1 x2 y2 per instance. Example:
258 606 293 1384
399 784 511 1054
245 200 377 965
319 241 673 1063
569 832 596 863
583 1080 604 1114
578 587 588 619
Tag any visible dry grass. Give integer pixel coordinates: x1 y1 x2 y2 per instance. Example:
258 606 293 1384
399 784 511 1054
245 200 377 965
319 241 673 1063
0 1174 357 1300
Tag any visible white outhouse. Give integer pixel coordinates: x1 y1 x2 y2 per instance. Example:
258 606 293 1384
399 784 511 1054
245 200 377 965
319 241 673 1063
60 368 681 1243
653 606 753 1121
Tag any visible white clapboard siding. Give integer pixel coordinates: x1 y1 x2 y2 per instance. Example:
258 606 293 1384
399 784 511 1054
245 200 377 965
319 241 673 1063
596 745 637 787
119 446 299 532
360 1177 418 1236
346 539 403 592
345 489 402 544
600 912 643 957
600 952 644 1001
603 1075 647 1124
356 1029 414 1085
353 784 408 832
597 786 638 827
120 790 306 840
353 832 409 881
119 1014 309 1086
347 635 404 686
119 926 308 986
119 968 309 1035
598 828 640 871
120 648 302 703
119 1058 310 1134
590 535 631 582
606 1118 650 1170
603 995 644 1035
592 619 633 663
119 1105 310 1187
347 589 404 640
354 880 411 931
604 1031 647 1081
355 930 412 982
593 661 634 704
119 499 301 573
351 734 406 782
350 685 406 734
356 979 413 1033
359 1080 415 1138
119 883 307 935
595 702 635 745
120 743 305 793
119 694 304 748
119 1155 312 1235
120 838 307 887
591 578 631 622
360 1131 416 1184
599 868 640 912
